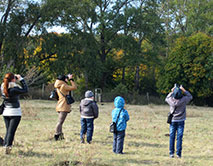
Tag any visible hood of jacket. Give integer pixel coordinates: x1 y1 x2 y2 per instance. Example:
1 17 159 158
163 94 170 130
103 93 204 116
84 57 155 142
1 82 22 97
81 98 94 107
171 87 183 99
114 96 125 108
54 79 66 89
1 82 21 91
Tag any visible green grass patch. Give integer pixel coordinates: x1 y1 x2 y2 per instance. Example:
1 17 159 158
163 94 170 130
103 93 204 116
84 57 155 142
0 100 213 166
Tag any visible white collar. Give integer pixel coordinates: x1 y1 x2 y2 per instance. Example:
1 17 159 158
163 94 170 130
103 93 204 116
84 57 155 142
1 82 21 90
85 98 94 101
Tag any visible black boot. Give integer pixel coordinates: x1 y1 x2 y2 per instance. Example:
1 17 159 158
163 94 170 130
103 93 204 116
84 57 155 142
54 134 60 141
58 133 65 140
0 136 4 146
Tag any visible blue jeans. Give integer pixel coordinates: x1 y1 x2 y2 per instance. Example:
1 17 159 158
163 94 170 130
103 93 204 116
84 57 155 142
169 121 185 157
80 118 94 143
113 130 125 154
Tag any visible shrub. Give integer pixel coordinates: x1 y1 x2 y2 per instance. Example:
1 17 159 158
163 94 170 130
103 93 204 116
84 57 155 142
156 32 213 105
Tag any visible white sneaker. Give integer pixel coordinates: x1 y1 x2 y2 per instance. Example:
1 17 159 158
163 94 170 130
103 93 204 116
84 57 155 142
170 154 174 158
177 155 181 158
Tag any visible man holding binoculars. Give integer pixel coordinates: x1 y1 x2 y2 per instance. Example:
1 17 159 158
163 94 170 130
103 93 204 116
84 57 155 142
165 84 192 158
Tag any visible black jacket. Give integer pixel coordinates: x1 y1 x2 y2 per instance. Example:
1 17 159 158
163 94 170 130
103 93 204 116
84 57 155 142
2 80 28 108
80 99 99 119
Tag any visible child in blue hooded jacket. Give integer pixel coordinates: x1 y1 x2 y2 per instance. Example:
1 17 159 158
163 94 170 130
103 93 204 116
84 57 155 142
112 96 129 154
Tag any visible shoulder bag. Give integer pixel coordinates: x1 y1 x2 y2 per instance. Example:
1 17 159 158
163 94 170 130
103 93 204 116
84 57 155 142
167 107 176 124
58 90 75 105
0 100 5 115
109 108 123 133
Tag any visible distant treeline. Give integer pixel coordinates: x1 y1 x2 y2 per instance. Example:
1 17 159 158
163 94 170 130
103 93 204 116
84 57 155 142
0 0 212 106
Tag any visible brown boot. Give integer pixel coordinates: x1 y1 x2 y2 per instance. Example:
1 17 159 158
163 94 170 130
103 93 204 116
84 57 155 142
5 146 12 154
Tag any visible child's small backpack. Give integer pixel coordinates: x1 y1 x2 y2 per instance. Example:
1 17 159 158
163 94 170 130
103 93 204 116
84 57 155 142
49 89 59 100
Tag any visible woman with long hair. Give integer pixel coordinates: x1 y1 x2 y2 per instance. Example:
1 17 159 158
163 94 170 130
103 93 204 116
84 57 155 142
54 74 77 140
1 73 28 154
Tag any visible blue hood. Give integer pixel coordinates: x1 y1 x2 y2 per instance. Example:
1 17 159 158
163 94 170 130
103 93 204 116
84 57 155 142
114 96 125 108
112 96 129 131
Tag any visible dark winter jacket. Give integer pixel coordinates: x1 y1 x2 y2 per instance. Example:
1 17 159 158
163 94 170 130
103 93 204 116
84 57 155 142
1 79 28 116
1 79 28 108
80 98 99 119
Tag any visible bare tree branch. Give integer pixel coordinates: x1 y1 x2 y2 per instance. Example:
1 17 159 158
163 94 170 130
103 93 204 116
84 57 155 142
24 66 44 87
25 15 41 37
1 0 15 24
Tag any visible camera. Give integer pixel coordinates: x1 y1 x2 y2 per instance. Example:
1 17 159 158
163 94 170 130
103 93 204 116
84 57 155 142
174 83 179 88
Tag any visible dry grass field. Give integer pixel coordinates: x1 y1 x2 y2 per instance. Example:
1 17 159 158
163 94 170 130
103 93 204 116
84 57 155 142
0 100 213 166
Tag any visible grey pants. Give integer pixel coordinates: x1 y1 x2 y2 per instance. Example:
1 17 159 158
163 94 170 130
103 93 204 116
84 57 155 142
55 112 68 135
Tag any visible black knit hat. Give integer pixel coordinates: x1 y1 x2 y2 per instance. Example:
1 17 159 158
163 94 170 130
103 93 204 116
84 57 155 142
57 75 68 82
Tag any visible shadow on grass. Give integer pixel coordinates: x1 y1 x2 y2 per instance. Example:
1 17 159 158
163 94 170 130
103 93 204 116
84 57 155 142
53 160 80 166
127 141 167 148
53 160 110 166
113 158 159 165
18 150 53 158
94 136 113 145
186 155 213 160
94 140 112 146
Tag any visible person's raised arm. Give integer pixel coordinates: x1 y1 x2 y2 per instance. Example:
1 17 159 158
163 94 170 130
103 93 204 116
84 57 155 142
180 85 193 104
10 74 28 95
165 87 176 107
63 74 77 91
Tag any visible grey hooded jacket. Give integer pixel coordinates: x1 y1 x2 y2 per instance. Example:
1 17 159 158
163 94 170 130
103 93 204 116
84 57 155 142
165 91 192 122
80 98 99 119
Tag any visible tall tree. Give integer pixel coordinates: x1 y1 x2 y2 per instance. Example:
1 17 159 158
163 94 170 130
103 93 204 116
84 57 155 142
44 0 138 88
160 0 213 52
0 0 49 71
156 32 213 105
124 0 164 90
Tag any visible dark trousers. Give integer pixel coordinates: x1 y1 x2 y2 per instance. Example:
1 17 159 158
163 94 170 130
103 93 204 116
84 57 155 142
80 118 94 143
113 130 125 154
3 116 21 147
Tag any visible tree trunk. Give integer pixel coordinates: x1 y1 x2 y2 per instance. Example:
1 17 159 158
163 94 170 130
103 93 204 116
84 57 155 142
0 0 14 57
99 24 107 88
134 66 140 91
84 72 88 89
122 67 125 84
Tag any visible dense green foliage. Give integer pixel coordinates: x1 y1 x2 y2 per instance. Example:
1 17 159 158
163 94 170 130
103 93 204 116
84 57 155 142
0 0 212 105
157 32 213 105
